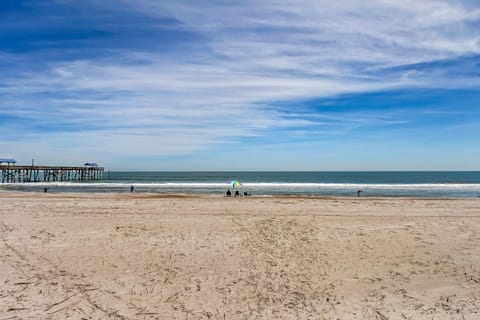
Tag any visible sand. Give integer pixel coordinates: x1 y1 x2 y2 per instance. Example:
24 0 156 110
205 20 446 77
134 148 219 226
1 192 480 319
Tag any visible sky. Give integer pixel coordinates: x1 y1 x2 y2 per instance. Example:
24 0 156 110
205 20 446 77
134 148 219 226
0 0 479 170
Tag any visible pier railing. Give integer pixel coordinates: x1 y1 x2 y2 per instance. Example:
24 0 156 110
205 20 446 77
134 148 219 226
0 165 104 183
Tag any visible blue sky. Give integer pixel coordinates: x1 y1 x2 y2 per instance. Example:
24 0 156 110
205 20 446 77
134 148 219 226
1 0 479 170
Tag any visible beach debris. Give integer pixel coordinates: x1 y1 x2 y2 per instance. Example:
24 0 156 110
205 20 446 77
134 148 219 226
45 294 77 311
375 310 389 320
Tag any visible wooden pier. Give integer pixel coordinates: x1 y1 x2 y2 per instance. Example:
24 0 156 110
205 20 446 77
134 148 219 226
0 165 104 183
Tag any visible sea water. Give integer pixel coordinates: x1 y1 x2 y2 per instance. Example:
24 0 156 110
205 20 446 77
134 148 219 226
2 171 480 198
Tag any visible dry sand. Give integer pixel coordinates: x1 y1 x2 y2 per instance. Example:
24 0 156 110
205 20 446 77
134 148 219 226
1 192 480 319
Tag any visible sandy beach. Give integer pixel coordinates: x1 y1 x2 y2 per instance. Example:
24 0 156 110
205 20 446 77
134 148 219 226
1 192 479 319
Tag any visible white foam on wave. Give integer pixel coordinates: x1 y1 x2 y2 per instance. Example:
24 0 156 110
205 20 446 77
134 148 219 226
6 182 480 190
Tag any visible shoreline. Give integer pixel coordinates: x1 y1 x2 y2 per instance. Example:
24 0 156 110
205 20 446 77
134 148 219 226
1 189 479 201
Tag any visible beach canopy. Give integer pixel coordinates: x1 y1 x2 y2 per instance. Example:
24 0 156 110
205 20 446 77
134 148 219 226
0 158 17 164
228 180 242 187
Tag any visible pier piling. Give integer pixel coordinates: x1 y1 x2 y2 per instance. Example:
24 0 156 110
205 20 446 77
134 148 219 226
0 165 104 183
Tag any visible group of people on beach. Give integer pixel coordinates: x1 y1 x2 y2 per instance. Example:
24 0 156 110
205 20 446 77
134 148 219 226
226 189 251 197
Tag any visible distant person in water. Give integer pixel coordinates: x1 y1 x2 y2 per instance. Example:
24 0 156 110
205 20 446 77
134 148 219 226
226 189 232 197
235 190 240 197
357 190 363 197
130 184 135 194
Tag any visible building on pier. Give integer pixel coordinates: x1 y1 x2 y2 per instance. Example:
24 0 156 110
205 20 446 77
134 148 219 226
0 159 17 166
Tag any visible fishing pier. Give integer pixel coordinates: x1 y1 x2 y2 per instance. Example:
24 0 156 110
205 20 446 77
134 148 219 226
0 159 104 183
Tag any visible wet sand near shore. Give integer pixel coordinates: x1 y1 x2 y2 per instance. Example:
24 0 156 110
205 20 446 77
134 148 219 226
1 192 480 319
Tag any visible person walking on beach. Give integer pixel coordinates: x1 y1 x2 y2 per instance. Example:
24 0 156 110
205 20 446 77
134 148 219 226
130 184 135 194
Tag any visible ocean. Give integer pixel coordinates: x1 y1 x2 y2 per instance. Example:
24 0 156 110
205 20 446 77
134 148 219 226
2 171 480 198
